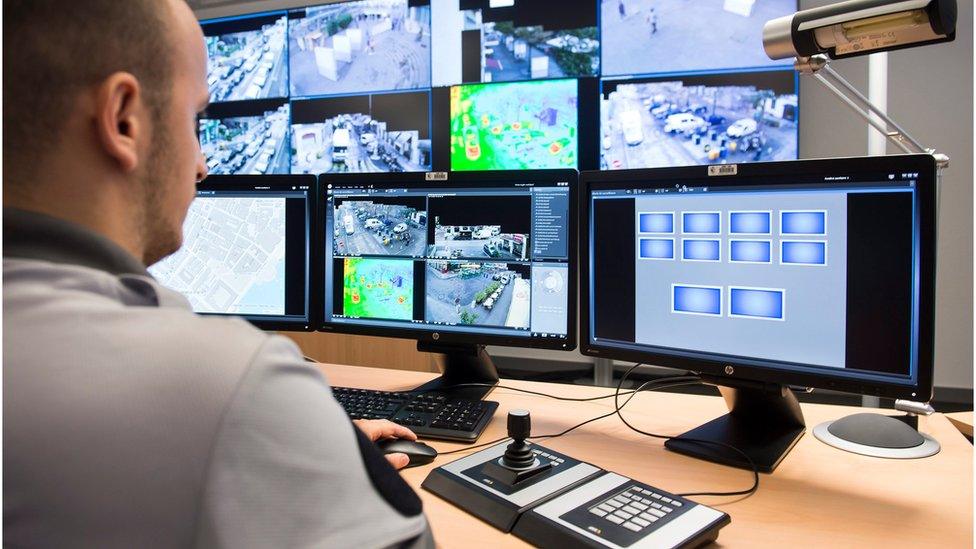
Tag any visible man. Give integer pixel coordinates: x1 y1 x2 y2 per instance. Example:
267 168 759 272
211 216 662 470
2 1 432 547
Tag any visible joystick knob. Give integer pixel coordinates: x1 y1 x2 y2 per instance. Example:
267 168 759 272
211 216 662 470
508 409 531 440
502 410 536 470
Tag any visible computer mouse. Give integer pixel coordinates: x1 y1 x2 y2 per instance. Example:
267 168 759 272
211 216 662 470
376 438 438 468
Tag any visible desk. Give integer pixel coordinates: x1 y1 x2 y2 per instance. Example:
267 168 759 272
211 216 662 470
946 412 974 438
321 364 974 548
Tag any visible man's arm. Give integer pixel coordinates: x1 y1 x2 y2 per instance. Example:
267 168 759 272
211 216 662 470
193 336 432 548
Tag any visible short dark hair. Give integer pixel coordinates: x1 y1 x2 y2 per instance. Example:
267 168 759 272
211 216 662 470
3 0 175 179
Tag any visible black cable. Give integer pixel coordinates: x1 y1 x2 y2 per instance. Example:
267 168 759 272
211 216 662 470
612 363 760 498
438 376 701 456
397 381 657 402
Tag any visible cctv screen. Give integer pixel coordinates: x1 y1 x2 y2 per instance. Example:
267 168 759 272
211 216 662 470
149 178 313 328
324 178 572 341
588 170 924 383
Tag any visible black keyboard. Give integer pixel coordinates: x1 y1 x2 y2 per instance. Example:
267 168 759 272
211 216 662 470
332 386 499 442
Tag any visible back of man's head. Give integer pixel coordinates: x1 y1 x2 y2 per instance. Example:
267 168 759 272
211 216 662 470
2 0 175 187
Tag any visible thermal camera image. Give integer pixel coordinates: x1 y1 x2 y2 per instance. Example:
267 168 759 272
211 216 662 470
449 79 578 171
341 257 414 320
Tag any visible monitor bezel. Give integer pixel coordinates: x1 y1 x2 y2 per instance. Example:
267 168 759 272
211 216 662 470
186 174 319 332
580 154 937 401
317 169 579 352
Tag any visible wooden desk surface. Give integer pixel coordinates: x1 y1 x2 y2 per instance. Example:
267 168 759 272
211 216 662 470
321 364 974 548
946 412 974 438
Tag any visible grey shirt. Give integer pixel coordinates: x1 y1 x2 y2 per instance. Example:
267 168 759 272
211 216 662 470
3 208 432 548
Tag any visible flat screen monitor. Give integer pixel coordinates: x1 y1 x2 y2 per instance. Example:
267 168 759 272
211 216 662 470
581 154 936 470
290 91 432 174
600 69 798 170
202 12 289 103
449 79 580 171
287 0 432 98
200 99 291 175
320 170 576 351
149 175 316 331
431 0 599 86
599 0 796 77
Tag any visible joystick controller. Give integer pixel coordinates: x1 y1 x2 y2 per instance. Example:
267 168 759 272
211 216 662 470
502 410 537 470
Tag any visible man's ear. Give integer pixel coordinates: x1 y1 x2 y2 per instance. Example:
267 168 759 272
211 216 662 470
94 72 145 173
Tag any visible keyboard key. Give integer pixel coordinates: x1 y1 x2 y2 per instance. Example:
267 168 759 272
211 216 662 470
651 502 663 509
614 511 633 520
613 496 631 505
672 501 683 507
641 498 652 505
662 497 673 504
622 505 639 515
640 512 659 522
633 517 650 527
598 504 615 514
632 502 648 511
607 515 625 525
607 500 624 508
623 522 642 532
651 493 662 500
590 508 608 517
640 489 652 496
662 506 673 513
648 508 666 518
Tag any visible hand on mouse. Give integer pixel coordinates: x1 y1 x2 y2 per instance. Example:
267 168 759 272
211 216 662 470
353 419 418 470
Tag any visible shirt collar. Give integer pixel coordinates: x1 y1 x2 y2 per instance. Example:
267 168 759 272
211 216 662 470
3 207 149 276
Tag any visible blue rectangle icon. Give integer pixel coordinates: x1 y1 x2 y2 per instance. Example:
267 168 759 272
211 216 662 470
673 285 722 316
639 213 674 233
730 240 771 263
730 288 785 320
639 238 674 260
782 241 827 265
730 211 771 234
781 211 826 235
682 239 720 261
682 212 720 234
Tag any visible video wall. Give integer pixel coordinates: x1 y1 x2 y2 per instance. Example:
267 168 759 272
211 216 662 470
201 0 798 175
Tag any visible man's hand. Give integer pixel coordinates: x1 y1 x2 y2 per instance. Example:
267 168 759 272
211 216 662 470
353 419 418 470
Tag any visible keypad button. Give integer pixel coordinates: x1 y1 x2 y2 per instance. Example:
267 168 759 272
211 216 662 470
614 511 633 520
607 500 624 508
590 508 608 517
662 497 673 504
651 493 662 500
651 502 663 509
623 522 642 532
648 508 666 518
662 506 673 513
613 496 632 505
632 502 648 511
622 505 640 515
607 515 625 525
598 503 615 513
633 517 650 527
672 501 683 507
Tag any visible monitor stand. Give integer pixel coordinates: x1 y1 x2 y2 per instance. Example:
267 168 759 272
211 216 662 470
664 379 805 473
413 342 499 401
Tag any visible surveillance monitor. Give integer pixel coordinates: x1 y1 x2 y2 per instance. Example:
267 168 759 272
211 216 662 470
582 154 936 471
320 170 577 398
149 175 317 331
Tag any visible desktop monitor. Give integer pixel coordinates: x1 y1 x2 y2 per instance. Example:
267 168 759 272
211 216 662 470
319 170 577 397
149 175 317 331
581 154 937 471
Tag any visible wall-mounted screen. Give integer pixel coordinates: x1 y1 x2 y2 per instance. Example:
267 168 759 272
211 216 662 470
600 70 797 170
431 0 598 86
600 0 796 77
449 78 578 171
287 0 432 97
203 13 289 102
291 91 431 173
201 99 292 175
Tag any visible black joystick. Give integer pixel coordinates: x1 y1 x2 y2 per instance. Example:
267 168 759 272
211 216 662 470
502 410 536 470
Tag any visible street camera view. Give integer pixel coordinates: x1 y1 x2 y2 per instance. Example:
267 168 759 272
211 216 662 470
200 104 291 175
289 0 431 97
450 79 578 170
291 92 431 173
341 257 415 321
205 15 288 102
426 261 531 329
334 197 428 257
426 193 531 260
431 0 598 85
601 72 797 169
600 0 796 77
